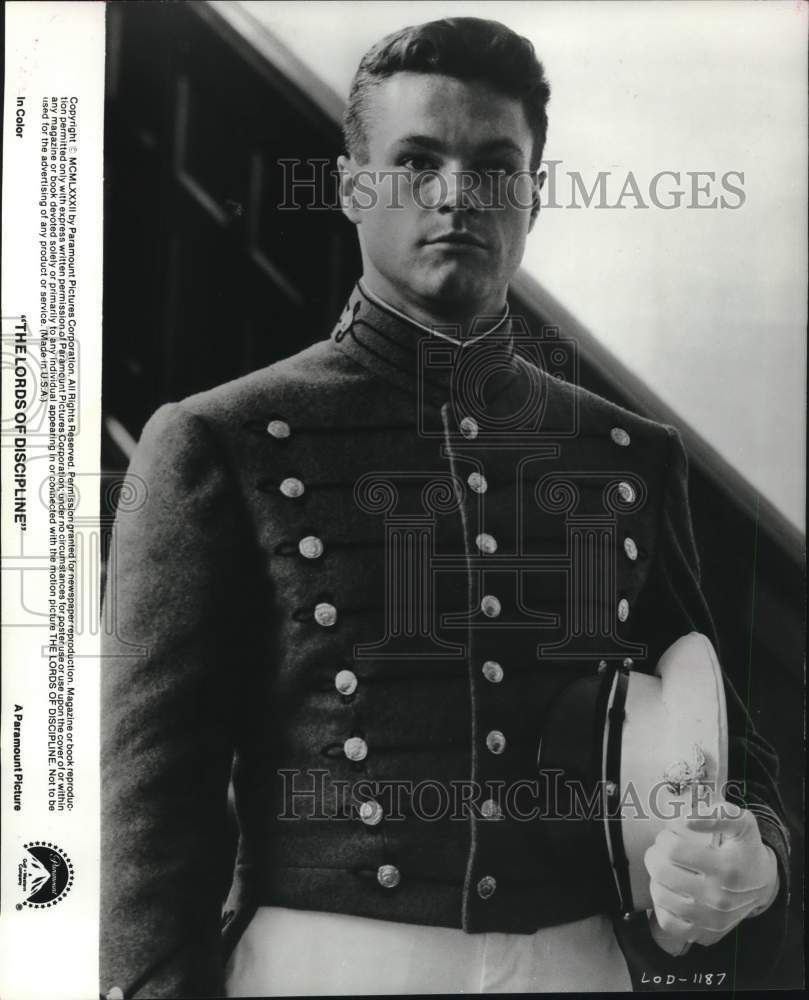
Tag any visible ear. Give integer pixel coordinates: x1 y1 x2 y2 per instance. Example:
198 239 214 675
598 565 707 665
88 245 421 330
337 154 362 226
528 169 546 232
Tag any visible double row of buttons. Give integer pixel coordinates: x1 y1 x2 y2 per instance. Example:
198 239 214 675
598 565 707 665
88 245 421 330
272 416 639 905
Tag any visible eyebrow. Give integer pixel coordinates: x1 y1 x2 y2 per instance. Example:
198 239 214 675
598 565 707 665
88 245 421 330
390 134 526 158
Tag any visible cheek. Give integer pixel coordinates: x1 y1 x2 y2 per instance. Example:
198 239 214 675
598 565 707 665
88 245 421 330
361 203 421 261
507 174 537 212
505 216 531 259
487 209 531 265
361 208 398 253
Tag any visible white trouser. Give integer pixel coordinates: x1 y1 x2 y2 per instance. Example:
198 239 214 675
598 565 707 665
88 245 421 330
224 905 633 995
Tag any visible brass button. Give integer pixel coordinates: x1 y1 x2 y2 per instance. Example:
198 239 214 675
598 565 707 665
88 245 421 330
335 669 358 696
314 602 337 627
280 477 305 498
377 864 400 888
344 736 368 762
475 532 497 554
486 730 506 754
359 800 384 826
481 595 502 618
617 598 630 622
299 535 324 559
481 798 502 819
460 416 479 440
617 481 636 504
267 419 291 439
610 427 630 447
623 537 638 561
468 471 488 494
482 660 504 684
476 875 497 899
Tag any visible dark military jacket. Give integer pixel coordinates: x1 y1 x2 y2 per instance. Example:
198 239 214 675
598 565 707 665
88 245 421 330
100 284 790 998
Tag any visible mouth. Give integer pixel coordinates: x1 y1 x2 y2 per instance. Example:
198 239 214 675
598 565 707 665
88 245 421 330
423 231 488 250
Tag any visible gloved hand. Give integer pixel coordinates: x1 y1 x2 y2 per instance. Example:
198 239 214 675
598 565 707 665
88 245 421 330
643 798 780 956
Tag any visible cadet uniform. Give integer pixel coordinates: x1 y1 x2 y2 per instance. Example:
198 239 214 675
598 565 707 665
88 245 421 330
100 283 790 998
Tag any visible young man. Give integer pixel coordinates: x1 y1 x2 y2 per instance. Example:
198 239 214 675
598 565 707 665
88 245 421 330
100 18 789 998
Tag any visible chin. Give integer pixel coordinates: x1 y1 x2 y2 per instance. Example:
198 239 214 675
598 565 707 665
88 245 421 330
416 264 494 311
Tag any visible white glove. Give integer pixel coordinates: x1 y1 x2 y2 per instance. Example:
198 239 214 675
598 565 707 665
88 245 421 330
644 798 780 956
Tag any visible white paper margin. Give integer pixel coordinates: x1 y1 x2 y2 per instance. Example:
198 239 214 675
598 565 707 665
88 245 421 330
1 3 105 999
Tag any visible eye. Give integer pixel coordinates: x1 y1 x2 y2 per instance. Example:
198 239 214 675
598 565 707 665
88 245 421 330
399 155 438 173
477 161 517 177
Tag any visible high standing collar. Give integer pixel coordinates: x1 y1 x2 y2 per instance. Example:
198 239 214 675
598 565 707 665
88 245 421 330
358 280 512 346
330 282 522 411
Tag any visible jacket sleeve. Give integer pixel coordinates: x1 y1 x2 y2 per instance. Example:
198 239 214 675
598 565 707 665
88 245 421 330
613 425 791 989
100 402 254 999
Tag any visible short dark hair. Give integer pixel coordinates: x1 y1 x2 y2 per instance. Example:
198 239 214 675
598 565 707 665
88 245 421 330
343 17 551 171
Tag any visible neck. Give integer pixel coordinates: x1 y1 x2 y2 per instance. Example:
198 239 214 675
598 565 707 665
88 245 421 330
359 271 508 340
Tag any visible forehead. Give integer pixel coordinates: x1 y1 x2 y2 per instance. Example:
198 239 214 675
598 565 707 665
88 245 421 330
363 72 533 158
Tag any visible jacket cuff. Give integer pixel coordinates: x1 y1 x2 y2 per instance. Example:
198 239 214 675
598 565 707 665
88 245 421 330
752 806 791 903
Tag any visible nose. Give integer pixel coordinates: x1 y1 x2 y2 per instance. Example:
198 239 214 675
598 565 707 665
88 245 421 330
434 165 479 213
